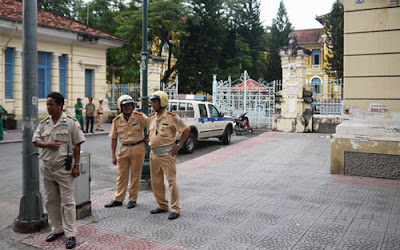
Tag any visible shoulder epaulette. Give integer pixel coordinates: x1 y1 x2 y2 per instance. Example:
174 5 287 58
167 111 176 116
67 115 77 121
40 116 50 123
134 111 144 115
149 112 156 117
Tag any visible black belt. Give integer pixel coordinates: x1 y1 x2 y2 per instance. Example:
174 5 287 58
123 140 144 147
98 112 103 114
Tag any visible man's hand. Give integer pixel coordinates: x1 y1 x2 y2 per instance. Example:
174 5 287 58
72 167 80 178
171 145 180 156
112 155 117 165
47 140 60 151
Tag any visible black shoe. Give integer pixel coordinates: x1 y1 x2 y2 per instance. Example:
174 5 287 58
150 208 168 214
66 237 76 249
127 201 136 209
168 212 180 220
45 232 64 242
104 200 123 208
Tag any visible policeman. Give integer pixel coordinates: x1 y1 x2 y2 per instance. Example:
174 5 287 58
32 92 85 249
146 91 190 220
95 98 104 131
105 95 148 209
74 98 84 131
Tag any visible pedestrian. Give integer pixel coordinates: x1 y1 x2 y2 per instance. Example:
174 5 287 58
105 95 149 209
95 98 104 131
0 104 5 141
74 98 84 131
32 92 85 249
85 97 95 133
145 91 190 220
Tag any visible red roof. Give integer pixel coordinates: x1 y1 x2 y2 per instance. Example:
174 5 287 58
0 0 126 43
291 29 324 45
316 13 329 25
232 79 268 92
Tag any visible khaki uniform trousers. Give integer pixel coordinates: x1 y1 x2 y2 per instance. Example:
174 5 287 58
40 162 76 238
96 114 103 130
150 153 181 214
115 143 146 202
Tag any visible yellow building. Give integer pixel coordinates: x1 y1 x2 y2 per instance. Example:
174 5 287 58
331 0 400 179
0 0 125 123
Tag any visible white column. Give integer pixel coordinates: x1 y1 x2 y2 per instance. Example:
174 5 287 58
52 53 61 93
13 49 23 118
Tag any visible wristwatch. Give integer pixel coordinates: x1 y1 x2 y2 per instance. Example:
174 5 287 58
73 164 80 168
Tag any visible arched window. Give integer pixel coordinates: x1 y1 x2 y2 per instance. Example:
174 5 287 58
311 78 321 94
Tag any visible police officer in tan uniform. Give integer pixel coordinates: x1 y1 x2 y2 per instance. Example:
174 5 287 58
146 91 190 220
105 95 149 209
95 98 104 131
32 92 85 249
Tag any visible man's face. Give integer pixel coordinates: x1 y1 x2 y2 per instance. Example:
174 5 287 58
77 99 81 103
151 99 161 112
121 103 133 116
47 97 62 116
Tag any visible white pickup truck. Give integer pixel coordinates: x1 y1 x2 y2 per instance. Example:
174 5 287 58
167 100 234 153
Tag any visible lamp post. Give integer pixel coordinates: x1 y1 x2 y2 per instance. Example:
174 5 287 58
13 0 48 233
140 0 151 185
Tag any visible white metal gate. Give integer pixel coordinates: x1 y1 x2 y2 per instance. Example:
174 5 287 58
213 71 280 129
162 76 179 101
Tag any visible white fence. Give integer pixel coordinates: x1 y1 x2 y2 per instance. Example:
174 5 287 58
311 78 343 115
107 83 141 110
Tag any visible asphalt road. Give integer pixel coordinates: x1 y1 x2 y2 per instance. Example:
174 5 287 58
0 129 264 230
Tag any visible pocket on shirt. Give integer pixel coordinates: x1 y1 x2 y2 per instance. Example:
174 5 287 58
56 130 69 142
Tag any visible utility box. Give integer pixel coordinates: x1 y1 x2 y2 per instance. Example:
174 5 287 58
75 151 91 219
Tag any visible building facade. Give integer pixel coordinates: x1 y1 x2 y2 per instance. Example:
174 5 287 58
331 0 400 179
0 0 125 122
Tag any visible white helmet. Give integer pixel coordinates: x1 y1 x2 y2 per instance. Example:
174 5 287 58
117 95 135 111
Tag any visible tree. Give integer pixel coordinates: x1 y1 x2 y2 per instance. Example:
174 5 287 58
221 0 267 80
37 0 79 19
324 0 344 79
265 0 293 81
177 0 228 94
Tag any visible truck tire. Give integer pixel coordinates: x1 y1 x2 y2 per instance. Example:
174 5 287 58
220 126 232 145
182 132 196 154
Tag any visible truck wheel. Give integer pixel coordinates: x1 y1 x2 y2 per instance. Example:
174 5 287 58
182 132 196 154
220 126 232 145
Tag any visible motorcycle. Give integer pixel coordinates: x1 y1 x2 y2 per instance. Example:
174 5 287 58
233 112 253 135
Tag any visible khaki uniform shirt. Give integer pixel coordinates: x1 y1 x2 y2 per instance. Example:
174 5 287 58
148 109 189 148
96 104 104 115
109 111 149 144
32 112 86 169
85 103 96 117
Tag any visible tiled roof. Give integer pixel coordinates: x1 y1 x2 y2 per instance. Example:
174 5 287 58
291 29 324 45
316 13 329 25
0 0 126 43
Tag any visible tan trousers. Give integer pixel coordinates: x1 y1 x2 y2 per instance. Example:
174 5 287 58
96 114 103 130
150 153 181 214
115 143 146 202
41 163 76 238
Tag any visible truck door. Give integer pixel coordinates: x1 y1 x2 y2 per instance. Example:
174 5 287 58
197 103 213 138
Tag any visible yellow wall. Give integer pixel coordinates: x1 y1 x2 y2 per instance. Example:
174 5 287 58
0 36 108 119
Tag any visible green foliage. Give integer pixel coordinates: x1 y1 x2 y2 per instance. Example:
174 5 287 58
37 0 79 18
177 0 228 94
324 0 344 79
266 0 293 81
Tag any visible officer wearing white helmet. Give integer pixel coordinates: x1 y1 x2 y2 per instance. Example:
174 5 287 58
145 90 191 220
105 94 149 209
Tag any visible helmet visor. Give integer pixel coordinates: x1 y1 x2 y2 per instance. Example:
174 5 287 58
121 99 135 105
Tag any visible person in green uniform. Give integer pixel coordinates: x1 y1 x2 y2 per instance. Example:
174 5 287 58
0 104 5 141
74 98 84 131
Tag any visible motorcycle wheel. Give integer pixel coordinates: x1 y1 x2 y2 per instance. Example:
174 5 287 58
249 128 253 134
234 124 242 135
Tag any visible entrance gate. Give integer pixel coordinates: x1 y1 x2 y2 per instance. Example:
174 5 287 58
212 71 280 129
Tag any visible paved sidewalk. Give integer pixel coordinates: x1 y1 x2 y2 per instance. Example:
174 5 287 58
0 123 111 144
1 132 399 249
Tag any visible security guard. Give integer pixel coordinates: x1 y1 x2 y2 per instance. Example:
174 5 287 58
32 92 85 249
146 91 190 220
105 95 149 209
74 98 84 131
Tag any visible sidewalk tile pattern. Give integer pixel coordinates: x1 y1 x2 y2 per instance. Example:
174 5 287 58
18 132 400 249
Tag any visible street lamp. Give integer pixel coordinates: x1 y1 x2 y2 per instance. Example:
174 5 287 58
140 0 151 186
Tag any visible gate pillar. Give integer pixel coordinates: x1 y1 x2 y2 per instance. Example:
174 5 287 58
273 34 313 132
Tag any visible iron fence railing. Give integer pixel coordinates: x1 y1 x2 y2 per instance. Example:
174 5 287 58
310 78 344 115
106 83 141 110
